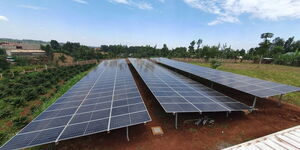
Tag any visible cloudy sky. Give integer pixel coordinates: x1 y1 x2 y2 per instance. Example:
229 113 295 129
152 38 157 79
0 0 300 49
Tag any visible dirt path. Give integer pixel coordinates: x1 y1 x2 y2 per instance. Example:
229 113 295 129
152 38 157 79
55 61 300 150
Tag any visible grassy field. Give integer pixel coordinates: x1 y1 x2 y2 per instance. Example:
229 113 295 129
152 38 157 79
190 62 300 106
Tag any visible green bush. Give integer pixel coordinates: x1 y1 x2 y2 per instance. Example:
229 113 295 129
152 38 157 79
13 116 29 129
3 97 25 107
210 59 222 69
22 88 38 101
37 86 47 95
0 107 12 118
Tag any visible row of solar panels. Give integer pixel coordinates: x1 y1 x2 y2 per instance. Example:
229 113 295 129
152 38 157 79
2 58 299 150
152 58 300 98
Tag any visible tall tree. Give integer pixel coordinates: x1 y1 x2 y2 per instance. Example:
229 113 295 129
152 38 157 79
258 32 274 64
161 44 169 57
284 37 295 53
50 40 60 50
196 39 202 50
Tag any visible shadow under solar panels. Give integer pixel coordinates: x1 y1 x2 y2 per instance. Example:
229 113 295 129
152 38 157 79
0 59 151 150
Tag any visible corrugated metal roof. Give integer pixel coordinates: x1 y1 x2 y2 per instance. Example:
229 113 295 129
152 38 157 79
223 125 300 150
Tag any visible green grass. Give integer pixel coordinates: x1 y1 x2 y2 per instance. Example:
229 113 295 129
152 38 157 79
190 62 300 106
0 69 90 147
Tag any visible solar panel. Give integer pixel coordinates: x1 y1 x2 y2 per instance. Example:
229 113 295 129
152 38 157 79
0 59 151 150
129 58 251 113
152 58 300 98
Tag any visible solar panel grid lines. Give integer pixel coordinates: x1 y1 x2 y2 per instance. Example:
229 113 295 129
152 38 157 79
107 60 119 131
159 69 232 112
152 58 300 98
129 58 251 114
0 59 151 150
58 64 109 143
151 70 203 113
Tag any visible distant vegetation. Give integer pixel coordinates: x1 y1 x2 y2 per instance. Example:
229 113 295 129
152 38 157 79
99 33 300 66
41 40 104 61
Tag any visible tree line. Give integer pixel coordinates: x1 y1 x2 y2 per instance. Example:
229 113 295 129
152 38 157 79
99 33 300 66
41 40 104 61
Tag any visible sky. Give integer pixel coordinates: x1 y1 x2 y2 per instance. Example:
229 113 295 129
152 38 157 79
0 0 300 50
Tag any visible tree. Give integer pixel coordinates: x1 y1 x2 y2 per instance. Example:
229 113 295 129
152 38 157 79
258 32 274 64
196 39 202 50
273 37 285 47
161 44 169 57
284 37 295 53
188 40 196 55
50 40 60 50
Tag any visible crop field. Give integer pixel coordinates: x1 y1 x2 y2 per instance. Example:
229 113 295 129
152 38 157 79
0 64 96 146
189 62 300 106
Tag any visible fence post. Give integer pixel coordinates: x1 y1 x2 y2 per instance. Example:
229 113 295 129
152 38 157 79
0 73 2 79
45 65 48 70
11 71 14 78
34 68 37 71
23 69 26 74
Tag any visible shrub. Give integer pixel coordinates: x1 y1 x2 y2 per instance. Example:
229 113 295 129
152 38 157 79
13 116 28 128
37 86 47 95
210 59 222 69
40 96 49 102
4 97 25 107
22 88 38 101
0 107 12 118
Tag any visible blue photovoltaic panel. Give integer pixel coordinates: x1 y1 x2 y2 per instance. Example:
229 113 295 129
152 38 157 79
152 58 300 98
129 58 250 113
0 59 151 150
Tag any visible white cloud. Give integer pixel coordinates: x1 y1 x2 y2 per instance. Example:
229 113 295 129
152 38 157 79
0 16 8 22
18 4 47 10
72 0 88 4
109 0 153 10
183 0 300 25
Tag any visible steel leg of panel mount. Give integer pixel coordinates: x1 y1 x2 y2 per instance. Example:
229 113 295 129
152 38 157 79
211 82 214 88
48 143 55 150
226 112 229 117
175 113 178 129
126 127 130 141
252 97 257 110
278 94 284 106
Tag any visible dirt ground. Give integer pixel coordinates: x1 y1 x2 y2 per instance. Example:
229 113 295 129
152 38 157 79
54 62 300 150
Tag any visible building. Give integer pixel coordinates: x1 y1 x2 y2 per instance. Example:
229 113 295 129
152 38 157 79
0 42 45 56
5 49 46 56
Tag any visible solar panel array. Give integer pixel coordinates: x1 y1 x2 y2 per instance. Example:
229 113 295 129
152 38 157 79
0 59 151 150
129 58 250 113
152 58 300 98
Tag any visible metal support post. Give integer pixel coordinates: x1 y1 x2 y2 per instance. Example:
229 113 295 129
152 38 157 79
126 127 130 141
252 97 257 109
175 113 178 129
278 94 284 106
226 112 229 117
211 82 214 88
